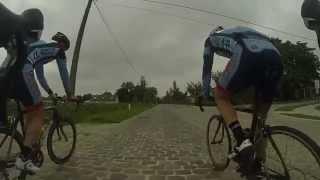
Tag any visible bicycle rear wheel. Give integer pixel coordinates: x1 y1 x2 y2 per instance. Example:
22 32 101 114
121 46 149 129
47 119 76 164
0 128 25 180
264 126 320 180
206 115 232 170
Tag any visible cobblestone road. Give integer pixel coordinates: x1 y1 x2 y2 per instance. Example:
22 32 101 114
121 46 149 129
27 104 320 180
32 105 241 180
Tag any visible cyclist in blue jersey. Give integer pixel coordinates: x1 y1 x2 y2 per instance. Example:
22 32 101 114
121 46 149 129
0 2 25 126
2 9 78 173
201 26 283 175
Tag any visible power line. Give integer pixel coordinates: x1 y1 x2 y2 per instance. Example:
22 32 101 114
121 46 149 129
108 2 215 27
93 0 142 77
143 0 316 43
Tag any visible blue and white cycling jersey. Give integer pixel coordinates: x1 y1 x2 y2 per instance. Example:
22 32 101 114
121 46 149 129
202 26 280 97
26 40 71 97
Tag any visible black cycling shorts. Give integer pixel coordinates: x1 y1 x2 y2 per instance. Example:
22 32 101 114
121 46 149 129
218 45 283 102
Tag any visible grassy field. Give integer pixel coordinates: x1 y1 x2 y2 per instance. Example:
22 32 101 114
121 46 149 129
274 102 317 111
58 103 155 124
280 113 320 121
315 105 320 111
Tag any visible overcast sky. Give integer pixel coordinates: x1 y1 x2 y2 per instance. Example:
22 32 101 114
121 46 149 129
0 0 318 96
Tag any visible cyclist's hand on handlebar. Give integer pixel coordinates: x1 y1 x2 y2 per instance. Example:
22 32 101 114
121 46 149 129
196 95 214 112
196 95 205 112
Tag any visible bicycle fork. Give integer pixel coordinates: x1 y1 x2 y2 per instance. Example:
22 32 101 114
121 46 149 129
211 118 225 144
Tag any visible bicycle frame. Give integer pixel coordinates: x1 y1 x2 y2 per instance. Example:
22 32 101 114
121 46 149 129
198 90 291 177
4 99 59 160
248 91 291 178
44 101 72 143
6 100 23 161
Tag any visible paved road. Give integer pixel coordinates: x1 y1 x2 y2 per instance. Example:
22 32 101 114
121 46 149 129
15 105 320 179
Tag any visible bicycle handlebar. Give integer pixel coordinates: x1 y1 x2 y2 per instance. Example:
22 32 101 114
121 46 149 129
197 96 205 112
50 95 84 106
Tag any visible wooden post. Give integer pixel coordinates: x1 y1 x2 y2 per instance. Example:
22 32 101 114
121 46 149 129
70 0 94 95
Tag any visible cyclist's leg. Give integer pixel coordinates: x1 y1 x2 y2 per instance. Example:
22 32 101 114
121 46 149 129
215 44 252 146
254 49 283 163
14 63 43 172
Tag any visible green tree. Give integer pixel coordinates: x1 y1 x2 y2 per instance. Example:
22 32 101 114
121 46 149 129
116 82 135 102
82 93 93 101
144 87 158 103
100 91 113 101
162 81 187 104
186 81 202 98
271 38 320 100
116 77 158 103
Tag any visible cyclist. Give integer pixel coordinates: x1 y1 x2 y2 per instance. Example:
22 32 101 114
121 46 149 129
201 26 283 175
301 0 320 47
0 2 25 126
9 9 77 173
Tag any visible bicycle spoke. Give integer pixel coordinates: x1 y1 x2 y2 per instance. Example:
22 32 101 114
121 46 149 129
213 120 223 144
267 135 290 178
206 116 231 170
286 164 320 180
55 125 61 140
59 126 69 142
266 167 289 180
217 123 225 143
0 135 8 148
6 136 14 160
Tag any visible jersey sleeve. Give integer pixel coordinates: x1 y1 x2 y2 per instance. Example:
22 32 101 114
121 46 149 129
35 64 52 94
202 37 214 97
56 50 72 97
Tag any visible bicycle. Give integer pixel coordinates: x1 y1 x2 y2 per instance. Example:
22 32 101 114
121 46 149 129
0 96 80 180
197 91 320 180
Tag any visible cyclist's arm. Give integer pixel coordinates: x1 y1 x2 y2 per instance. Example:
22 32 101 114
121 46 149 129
202 37 215 98
56 51 72 98
35 64 53 95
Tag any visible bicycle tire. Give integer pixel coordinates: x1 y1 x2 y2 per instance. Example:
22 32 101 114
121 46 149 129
206 115 232 171
264 126 320 180
0 128 26 180
47 119 77 164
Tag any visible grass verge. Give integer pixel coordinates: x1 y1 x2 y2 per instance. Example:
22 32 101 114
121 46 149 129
59 103 155 124
275 102 317 112
315 105 320 111
280 113 320 120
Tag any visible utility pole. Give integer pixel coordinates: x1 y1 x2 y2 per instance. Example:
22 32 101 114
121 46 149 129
70 0 94 95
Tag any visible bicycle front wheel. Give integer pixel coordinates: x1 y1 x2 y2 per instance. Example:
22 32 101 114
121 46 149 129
206 115 232 171
264 126 320 180
47 119 77 164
